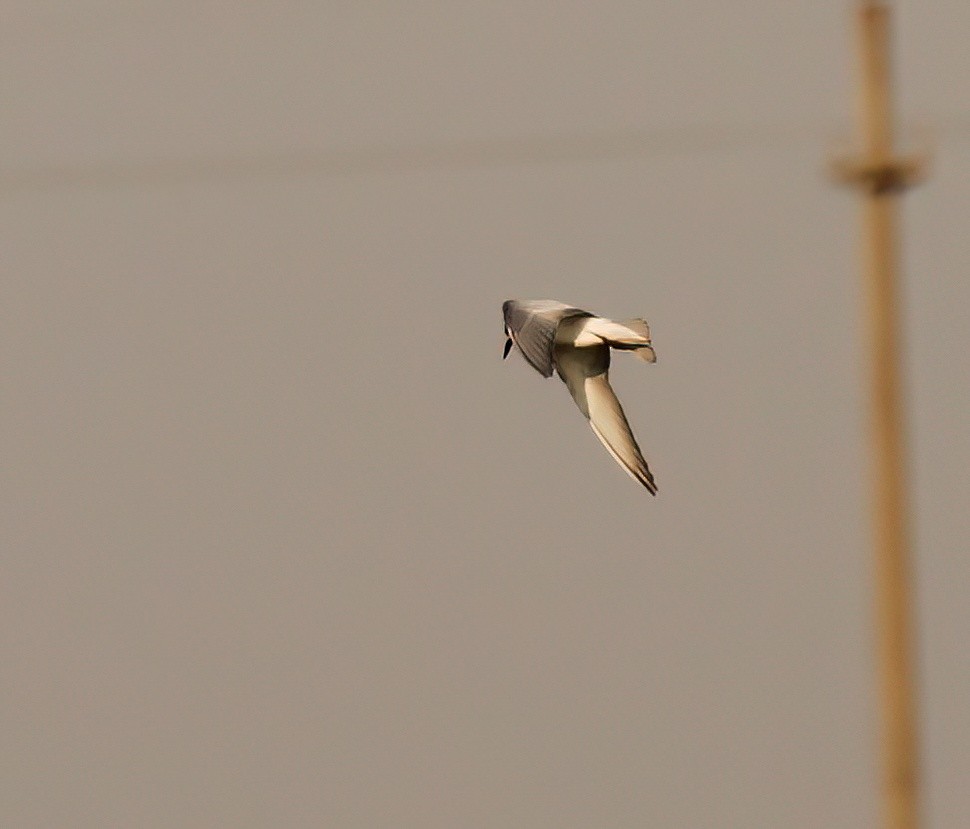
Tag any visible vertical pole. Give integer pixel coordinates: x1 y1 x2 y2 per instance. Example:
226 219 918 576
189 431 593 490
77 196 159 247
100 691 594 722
838 3 922 827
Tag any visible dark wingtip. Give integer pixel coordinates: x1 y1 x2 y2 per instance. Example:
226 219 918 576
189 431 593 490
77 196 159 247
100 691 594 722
503 337 513 359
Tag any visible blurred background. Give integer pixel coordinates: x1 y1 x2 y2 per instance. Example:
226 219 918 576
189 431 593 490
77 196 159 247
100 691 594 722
3 2 968 826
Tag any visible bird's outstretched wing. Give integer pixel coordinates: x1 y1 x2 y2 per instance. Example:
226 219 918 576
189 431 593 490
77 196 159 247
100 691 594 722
584 373 657 494
555 344 657 495
503 299 591 378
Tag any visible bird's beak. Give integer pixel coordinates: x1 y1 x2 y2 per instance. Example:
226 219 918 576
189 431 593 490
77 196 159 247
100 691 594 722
503 337 514 359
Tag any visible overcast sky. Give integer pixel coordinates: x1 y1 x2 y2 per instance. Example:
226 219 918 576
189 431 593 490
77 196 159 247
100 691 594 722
3 3 969 827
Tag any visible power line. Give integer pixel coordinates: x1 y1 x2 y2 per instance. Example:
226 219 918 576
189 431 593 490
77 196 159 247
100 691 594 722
0 119 867 194
6 110 970 194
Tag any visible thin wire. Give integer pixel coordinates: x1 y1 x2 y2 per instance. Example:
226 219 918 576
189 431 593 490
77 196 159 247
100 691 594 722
0 120 833 193
3 114 969 193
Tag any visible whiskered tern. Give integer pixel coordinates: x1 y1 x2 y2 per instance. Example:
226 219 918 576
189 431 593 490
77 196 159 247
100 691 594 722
502 299 658 495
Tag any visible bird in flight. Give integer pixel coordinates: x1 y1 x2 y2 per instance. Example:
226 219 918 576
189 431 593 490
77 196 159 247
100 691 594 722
502 299 659 495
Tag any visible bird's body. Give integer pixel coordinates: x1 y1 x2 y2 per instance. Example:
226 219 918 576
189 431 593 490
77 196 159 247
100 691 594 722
502 299 658 495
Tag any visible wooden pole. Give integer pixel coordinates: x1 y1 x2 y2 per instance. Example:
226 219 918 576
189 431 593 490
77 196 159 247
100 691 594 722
833 4 924 827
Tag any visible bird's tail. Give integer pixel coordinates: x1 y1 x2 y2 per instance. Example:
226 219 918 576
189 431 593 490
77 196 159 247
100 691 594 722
586 317 657 363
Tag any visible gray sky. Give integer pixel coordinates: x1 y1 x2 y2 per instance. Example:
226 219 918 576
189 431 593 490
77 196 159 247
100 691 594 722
3 3 969 827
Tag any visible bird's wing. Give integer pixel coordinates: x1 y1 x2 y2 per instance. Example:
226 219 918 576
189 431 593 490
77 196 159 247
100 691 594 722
554 346 657 494
503 300 590 378
585 374 657 494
